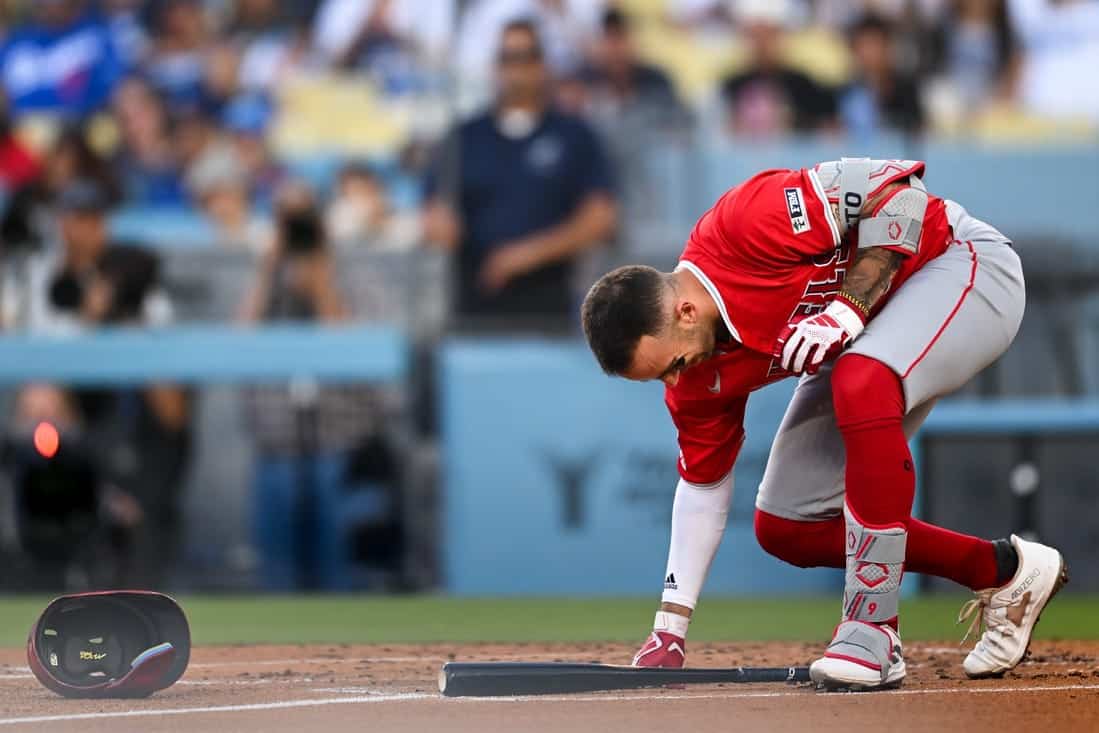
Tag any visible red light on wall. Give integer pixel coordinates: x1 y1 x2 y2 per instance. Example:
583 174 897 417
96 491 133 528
33 422 59 459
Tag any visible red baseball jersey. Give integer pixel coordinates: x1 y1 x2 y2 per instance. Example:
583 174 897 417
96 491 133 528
668 164 951 485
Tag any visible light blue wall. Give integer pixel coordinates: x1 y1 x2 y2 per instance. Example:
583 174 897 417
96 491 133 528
0 325 409 384
439 339 842 595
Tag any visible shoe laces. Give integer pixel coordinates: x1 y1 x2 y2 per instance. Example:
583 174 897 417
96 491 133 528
957 590 1013 645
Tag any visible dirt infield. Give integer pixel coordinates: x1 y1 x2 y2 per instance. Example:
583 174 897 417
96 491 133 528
2 641 1098 732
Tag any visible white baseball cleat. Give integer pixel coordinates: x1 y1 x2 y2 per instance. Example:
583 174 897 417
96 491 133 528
809 621 906 691
958 534 1068 679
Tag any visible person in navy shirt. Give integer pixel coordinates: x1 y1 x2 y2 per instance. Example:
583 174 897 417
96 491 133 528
423 18 617 328
0 0 125 120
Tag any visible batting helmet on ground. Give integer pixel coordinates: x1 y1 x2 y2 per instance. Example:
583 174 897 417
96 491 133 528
27 591 190 698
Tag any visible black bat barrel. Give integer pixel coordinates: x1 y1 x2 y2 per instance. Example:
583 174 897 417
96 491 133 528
439 662 810 697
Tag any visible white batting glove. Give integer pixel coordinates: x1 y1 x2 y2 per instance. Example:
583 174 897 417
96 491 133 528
773 299 867 375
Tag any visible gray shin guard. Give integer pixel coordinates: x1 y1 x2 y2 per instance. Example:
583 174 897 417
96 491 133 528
843 503 906 625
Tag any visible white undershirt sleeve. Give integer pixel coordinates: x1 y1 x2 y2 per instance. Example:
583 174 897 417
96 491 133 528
660 472 734 612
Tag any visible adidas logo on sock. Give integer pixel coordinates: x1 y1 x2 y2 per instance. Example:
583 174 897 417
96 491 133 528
664 573 677 590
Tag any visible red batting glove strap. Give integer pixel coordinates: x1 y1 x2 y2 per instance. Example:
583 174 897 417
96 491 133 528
835 291 871 323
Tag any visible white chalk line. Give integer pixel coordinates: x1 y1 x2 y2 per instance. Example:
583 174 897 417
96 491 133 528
190 656 430 668
180 678 316 687
1 681 1098 726
466 682 1099 704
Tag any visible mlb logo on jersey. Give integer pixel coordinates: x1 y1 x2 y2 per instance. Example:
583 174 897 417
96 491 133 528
784 187 811 235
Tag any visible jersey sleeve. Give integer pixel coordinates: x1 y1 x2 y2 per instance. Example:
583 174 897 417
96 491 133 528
665 387 747 486
711 169 839 270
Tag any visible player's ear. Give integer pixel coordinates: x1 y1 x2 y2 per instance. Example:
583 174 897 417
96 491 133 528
674 299 697 326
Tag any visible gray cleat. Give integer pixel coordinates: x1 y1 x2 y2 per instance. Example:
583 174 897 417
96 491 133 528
810 620 906 691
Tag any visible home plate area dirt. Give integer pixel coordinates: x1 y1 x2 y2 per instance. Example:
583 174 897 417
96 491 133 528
1 641 1098 732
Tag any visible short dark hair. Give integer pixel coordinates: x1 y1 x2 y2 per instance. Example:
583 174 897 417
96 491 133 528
848 12 893 42
581 265 668 375
602 8 630 35
501 18 544 54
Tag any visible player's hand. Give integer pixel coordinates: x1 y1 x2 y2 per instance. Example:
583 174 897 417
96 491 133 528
774 298 866 375
632 631 686 668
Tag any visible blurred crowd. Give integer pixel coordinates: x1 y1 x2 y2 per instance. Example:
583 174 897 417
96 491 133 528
0 0 1093 323
0 0 1095 591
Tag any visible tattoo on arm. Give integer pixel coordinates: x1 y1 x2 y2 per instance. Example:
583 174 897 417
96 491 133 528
842 248 903 309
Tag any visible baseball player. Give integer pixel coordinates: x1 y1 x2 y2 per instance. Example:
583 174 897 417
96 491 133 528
580 158 1067 690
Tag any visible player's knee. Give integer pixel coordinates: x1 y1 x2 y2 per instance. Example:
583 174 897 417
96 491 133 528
754 509 813 567
831 354 904 430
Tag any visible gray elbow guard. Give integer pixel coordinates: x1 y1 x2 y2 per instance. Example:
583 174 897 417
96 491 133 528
857 183 928 255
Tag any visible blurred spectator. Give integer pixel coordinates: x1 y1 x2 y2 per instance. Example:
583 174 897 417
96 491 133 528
838 13 924 138
145 0 215 113
562 8 689 249
938 0 1015 111
104 0 150 69
0 0 126 120
313 0 454 81
237 0 317 92
455 0 605 102
239 181 398 590
325 162 419 250
170 109 217 172
186 143 272 253
719 0 836 136
1 126 117 253
809 0 914 29
239 180 347 322
112 76 186 206
578 8 690 131
203 41 244 116
43 128 119 204
1008 0 1099 123
14 180 167 331
423 19 617 329
221 93 285 206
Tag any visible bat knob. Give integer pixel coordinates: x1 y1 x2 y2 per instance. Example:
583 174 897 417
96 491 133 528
438 664 449 695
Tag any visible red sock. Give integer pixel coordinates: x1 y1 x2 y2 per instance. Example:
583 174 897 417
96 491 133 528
754 510 1001 590
907 518 1001 590
831 355 914 525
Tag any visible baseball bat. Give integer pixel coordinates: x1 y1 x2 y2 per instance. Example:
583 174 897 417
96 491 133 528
438 661 810 697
